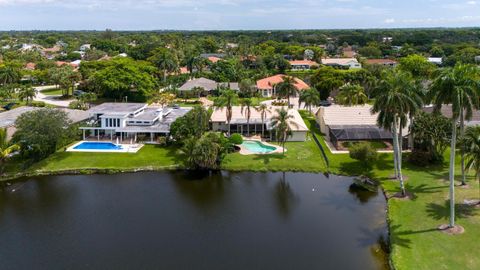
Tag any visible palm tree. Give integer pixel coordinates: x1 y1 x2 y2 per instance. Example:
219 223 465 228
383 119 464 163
17 85 37 104
0 65 21 85
430 63 480 228
461 126 480 205
240 98 253 135
336 83 368 106
256 103 271 137
185 53 202 79
299 88 320 114
372 69 423 197
148 48 179 82
276 76 297 108
271 108 293 155
214 89 238 135
0 128 20 173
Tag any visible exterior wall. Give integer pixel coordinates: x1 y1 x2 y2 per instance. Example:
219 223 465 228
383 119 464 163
211 122 228 132
287 131 307 142
258 88 273 97
348 62 362 69
315 107 329 134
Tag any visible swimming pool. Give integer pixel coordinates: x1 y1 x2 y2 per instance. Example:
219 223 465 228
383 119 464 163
240 140 278 154
73 142 123 151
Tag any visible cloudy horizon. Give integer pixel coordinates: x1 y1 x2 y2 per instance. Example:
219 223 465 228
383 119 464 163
0 0 480 30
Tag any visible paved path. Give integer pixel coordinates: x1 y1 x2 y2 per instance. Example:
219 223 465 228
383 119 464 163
33 85 74 108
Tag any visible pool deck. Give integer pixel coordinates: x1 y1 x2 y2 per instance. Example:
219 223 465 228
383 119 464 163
238 138 285 155
66 141 144 153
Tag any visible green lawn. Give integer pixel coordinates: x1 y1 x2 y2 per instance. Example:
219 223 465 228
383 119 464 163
28 144 183 173
40 88 66 96
2 112 479 270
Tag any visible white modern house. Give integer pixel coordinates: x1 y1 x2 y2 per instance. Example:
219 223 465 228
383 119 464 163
321 58 362 69
210 106 309 141
178 77 239 95
427 57 443 65
79 103 191 143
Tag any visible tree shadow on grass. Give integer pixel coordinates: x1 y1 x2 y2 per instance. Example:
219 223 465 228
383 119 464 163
375 153 394 172
252 153 286 165
339 160 377 179
426 201 477 220
388 224 438 249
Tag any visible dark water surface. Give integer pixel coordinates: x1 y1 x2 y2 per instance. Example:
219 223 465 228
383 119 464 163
0 171 389 270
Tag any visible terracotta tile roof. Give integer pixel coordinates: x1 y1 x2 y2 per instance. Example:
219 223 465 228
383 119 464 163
25 62 36 70
256 74 309 91
208 56 222 63
289 60 319 66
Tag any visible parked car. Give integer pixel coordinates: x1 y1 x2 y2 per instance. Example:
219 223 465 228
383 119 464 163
319 100 332 107
73 90 86 97
2 103 17 110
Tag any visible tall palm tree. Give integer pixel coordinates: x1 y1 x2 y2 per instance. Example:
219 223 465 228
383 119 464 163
17 85 37 105
148 48 179 82
240 98 253 135
214 89 238 135
256 103 271 137
336 83 368 106
0 128 20 173
185 53 201 79
299 88 320 114
430 63 480 228
372 69 423 197
276 76 297 108
461 126 480 205
271 108 293 155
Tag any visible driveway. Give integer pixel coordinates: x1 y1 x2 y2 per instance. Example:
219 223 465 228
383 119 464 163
33 85 74 108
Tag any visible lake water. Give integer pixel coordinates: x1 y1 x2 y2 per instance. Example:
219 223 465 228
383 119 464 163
0 171 389 270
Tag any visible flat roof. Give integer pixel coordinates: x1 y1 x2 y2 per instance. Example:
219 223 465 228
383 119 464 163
87 103 146 116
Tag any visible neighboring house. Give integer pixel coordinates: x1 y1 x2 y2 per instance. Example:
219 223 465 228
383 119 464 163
423 105 480 126
178 77 239 95
55 61 79 69
210 106 309 141
207 56 222 63
427 57 443 65
0 106 90 140
79 103 191 143
79 44 91 51
289 60 319 70
321 58 362 69
315 105 405 150
341 46 357 58
256 74 309 97
24 62 36 71
364 59 398 67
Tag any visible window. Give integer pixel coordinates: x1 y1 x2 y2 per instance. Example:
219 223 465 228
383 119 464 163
117 119 120 127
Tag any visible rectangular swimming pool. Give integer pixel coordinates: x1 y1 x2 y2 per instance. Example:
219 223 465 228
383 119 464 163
73 142 123 150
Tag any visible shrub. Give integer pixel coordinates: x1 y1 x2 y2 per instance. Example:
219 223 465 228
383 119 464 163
349 142 378 167
156 136 167 146
229 133 243 144
30 101 46 107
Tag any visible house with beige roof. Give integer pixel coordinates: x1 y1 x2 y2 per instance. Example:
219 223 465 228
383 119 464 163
289 60 319 70
211 106 309 141
321 58 362 69
316 105 406 150
256 74 309 97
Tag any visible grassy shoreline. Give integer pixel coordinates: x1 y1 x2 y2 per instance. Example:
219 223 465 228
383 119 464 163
1 114 479 270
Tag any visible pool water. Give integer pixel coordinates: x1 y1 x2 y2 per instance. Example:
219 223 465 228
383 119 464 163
241 140 277 153
73 142 123 150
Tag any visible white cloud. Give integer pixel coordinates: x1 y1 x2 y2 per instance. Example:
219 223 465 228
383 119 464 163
467 0 477 4
384 18 395 24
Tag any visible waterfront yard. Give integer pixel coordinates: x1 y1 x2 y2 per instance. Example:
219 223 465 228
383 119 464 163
2 113 480 270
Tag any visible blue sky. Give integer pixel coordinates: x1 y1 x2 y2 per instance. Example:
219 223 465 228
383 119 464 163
0 0 480 30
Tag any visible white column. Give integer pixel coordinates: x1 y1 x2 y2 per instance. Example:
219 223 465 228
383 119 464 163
83 130 85 140
150 133 153 142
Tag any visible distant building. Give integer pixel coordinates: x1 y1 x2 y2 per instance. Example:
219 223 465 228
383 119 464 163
256 74 309 97
427 57 443 65
289 60 319 70
24 62 36 71
321 58 362 69
178 77 239 95
79 44 91 51
364 59 398 67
